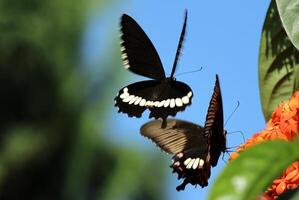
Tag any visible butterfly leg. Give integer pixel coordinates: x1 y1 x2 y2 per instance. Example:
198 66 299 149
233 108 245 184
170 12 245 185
161 118 167 128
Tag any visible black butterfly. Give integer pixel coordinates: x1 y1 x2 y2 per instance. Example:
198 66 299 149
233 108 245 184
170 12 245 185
114 10 193 121
140 75 226 191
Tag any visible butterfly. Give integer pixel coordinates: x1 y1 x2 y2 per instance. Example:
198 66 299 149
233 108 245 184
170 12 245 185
114 10 193 121
140 75 227 191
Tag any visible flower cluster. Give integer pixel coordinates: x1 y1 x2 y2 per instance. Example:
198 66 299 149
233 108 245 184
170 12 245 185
230 90 299 199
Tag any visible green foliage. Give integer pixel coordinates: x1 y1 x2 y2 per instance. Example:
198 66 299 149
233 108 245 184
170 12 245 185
276 0 299 50
0 1 86 198
0 1 166 200
63 43 167 200
208 1 299 200
258 0 299 121
208 140 299 200
98 148 166 200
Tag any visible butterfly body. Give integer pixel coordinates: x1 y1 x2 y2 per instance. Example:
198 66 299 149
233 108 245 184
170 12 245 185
140 75 226 190
115 11 193 120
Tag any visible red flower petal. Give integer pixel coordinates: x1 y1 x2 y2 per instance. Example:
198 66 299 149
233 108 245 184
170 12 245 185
230 90 299 198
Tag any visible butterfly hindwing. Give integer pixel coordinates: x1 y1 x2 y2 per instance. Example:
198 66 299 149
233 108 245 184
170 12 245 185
115 80 193 119
140 119 211 190
120 14 165 80
204 74 226 167
148 81 193 119
115 80 159 117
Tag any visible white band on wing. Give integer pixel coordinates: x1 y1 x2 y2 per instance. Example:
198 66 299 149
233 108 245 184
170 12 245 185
119 88 192 108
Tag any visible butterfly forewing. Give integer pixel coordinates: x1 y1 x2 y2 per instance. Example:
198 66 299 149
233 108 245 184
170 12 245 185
120 14 165 80
140 119 207 154
204 75 226 167
170 10 187 78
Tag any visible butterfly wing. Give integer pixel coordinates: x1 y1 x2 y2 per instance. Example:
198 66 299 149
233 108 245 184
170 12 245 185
140 119 207 155
148 81 193 119
204 74 226 167
115 80 159 117
120 14 165 80
115 80 193 119
141 118 211 190
170 10 188 78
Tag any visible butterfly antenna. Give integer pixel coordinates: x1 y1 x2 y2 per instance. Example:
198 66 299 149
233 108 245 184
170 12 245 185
224 101 240 127
170 9 188 78
227 130 246 143
175 67 203 77
226 145 239 151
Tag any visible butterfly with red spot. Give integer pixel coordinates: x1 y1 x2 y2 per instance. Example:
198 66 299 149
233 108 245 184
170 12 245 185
140 75 227 191
115 10 193 122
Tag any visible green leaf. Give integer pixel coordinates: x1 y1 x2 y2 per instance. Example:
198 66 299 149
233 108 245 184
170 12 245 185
208 140 299 200
258 0 299 121
276 0 299 50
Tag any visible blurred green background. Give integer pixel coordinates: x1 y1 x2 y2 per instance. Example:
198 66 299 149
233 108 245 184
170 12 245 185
0 1 166 200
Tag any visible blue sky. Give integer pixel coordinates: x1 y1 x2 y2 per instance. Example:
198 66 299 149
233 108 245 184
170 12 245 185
82 0 271 199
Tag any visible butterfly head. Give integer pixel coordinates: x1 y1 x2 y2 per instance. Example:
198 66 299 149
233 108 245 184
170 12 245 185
165 77 176 82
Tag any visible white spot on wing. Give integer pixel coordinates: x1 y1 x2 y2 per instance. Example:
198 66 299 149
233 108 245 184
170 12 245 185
140 99 146 106
119 29 123 37
177 153 183 158
175 98 183 107
123 95 134 102
124 64 130 69
164 99 170 107
134 97 142 105
154 101 159 107
123 88 128 93
120 46 125 52
121 53 128 60
199 159 205 167
186 159 195 169
146 101 154 107
192 158 200 169
182 96 189 104
184 158 191 166
158 100 165 107
129 96 138 104
170 99 175 108
120 92 129 99
174 161 180 167
187 92 193 98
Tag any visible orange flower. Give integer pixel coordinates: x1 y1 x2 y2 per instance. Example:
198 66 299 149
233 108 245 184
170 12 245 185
231 90 299 199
